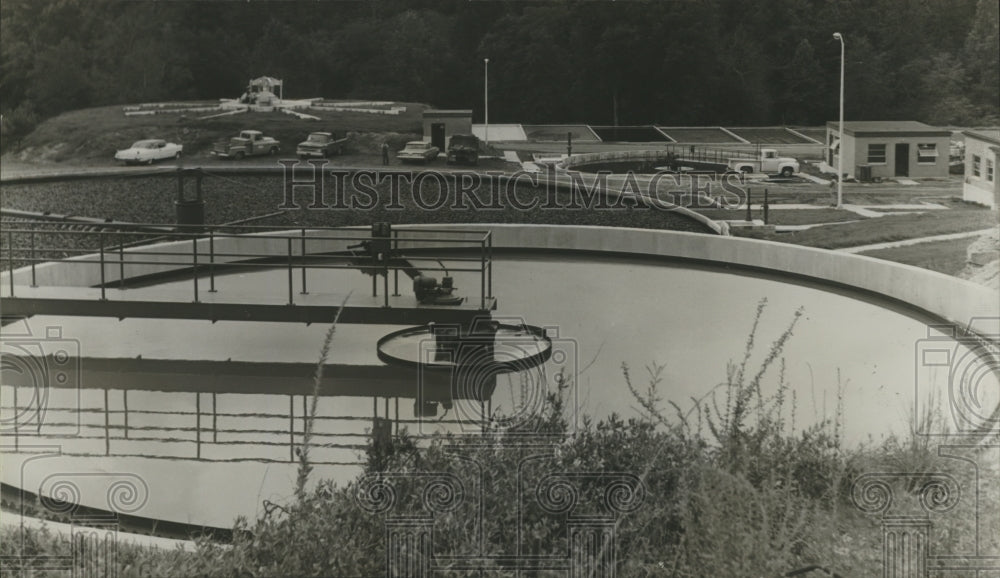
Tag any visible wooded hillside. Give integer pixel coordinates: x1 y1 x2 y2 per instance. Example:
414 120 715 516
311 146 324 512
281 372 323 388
1 0 997 146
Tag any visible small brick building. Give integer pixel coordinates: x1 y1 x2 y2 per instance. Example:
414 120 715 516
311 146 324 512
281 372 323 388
826 121 951 181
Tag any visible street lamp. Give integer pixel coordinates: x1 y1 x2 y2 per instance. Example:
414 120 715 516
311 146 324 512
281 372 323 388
484 58 489 148
833 32 845 209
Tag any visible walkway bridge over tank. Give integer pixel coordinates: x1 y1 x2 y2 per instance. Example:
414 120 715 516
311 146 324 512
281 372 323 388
0 222 496 326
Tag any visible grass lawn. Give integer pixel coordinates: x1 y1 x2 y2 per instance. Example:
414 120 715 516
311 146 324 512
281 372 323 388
696 208 863 226
739 185 964 206
6 102 429 164
734 208 998 249
857 237 978 276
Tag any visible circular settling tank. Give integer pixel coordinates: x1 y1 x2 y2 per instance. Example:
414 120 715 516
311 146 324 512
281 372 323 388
2 239 997 532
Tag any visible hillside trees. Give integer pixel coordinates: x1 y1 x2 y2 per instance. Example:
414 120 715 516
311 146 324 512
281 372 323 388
1 0 997 150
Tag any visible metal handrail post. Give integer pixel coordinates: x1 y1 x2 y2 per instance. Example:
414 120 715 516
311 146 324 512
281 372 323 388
383 255 389 308
287 237 294 305
118 233 125 289
488 232 493 299
480 239 486 310
392 229 400 296
30 230 36 287
99 232 106 300
6 231 13 297
195 393 201 459
300 228 308 295
104 389 111 456
208 230 217 293
192 236 199 303
12 386 18 451
289 395 295 462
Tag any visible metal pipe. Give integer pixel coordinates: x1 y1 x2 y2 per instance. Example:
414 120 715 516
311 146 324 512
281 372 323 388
123 390 129 439
289 395 295 462
834 32 845 209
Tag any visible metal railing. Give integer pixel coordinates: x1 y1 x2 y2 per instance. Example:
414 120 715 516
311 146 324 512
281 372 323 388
1 387 475 465
663 143 759 164
1 222 495 311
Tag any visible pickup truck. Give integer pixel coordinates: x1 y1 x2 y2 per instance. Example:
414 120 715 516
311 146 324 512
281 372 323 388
727 149 799 177
212 130 280 159
297 131 348 159
446 134 480 165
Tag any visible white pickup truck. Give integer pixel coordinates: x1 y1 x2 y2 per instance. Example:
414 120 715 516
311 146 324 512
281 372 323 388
728 149 799 177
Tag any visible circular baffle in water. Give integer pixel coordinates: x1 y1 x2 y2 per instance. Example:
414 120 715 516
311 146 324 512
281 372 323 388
376 321 553 374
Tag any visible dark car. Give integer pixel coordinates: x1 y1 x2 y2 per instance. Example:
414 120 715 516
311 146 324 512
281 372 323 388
447 134 480 166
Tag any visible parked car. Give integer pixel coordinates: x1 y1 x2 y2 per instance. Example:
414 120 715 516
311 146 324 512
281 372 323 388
447 134 480 165
397 141 439 164
297 132 348 159
114 139 183 165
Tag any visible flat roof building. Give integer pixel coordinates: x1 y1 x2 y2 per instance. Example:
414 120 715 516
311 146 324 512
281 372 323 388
826 121 951 181
962 129 999 208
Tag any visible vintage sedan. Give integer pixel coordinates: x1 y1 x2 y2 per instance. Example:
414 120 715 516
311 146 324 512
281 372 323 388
396 141 439 164
114 139 183 165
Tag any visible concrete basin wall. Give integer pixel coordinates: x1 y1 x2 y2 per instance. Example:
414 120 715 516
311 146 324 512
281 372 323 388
4 224 996 332
395 224 998 331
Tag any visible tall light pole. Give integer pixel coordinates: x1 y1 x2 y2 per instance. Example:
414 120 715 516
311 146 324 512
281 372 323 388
484 58 489 147
833 32 845 209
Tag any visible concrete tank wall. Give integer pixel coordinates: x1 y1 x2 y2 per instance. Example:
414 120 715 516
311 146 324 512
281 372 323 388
4 224 996 332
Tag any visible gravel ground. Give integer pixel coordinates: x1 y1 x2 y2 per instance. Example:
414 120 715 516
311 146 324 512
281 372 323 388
1 173 714 270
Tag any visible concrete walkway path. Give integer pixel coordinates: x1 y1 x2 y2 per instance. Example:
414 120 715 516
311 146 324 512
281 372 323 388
839 228 998 254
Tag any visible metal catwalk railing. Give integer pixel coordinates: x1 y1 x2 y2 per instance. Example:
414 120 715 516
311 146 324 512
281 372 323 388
1 222 494 311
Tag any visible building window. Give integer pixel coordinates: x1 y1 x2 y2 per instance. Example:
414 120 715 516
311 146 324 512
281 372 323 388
868 144 886 164
988 159 994 182
973 155 981 177
917 143 938 163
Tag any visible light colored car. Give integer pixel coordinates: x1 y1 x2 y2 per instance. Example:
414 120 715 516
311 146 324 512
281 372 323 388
115 139 183 165
397 141 439 164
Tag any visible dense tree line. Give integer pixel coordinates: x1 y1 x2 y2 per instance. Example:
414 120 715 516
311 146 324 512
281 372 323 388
1 0 997 142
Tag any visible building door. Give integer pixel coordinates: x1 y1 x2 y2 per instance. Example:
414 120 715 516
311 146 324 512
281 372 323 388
431 123 446 151
895 143 910 177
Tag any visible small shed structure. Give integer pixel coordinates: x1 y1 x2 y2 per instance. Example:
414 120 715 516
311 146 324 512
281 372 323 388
243 76 283 105
826 121 950 181
423 110 473 151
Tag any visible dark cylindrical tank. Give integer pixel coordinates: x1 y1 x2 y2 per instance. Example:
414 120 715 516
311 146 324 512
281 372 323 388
175 199 205 229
